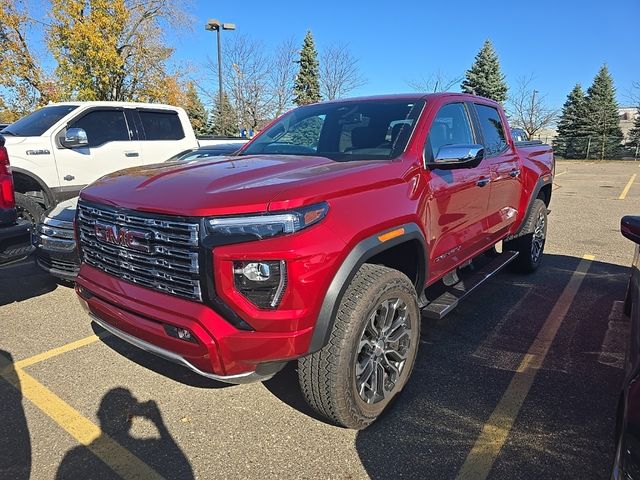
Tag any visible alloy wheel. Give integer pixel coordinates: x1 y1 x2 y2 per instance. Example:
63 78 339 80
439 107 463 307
355 298 413 404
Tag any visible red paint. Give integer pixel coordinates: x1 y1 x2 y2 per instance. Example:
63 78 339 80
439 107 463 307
76 93 554 377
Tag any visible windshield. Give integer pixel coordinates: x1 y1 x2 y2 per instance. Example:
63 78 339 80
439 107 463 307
241 99 425 161
1 105 79 137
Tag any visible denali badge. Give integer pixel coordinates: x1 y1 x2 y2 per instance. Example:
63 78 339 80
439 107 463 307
94 222 152 253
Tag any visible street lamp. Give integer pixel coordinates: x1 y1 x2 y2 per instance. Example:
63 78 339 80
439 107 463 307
205 19 236 124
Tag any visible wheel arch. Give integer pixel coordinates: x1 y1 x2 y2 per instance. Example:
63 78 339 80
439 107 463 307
307 223 427 353
12 167 56 208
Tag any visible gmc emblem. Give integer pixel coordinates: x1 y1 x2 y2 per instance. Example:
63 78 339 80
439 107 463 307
94 222 152 253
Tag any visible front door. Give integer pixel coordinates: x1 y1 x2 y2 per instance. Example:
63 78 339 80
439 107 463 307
423 102 493 280
54 108 142 191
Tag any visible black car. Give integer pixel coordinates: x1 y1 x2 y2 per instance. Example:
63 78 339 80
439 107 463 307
166 143 245 162
35 197 79 281
0 134 33 264
36 145 243 281
613 216 640 479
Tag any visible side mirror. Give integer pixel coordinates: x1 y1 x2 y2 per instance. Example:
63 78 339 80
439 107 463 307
62 128 88 148
433 144 484 165
622 216 640 244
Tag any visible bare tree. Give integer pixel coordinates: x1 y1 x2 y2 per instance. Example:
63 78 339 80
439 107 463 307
214 35 272 133
270 37 298 118
629 81 640 107
507 75 557 139
407 71 462 92
319 43 365 101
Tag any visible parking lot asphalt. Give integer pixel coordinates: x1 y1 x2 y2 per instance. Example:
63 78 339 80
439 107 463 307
1 160 639 479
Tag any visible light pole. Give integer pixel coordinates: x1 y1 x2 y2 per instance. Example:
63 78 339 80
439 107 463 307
205 19 235 124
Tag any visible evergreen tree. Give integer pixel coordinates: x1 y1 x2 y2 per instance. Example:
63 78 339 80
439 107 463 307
184 82 208 135
554 84 589 158
628 109 640 152
584 65 623 159
461 40 508 103
208 93 238 137
293 31 321 106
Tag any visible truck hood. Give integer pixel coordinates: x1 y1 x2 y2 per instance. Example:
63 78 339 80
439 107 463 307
80 154 388 217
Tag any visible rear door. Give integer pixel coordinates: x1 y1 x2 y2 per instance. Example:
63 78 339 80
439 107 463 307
53 108 142 189
472 103 523 243
423 101 492 279
136 109 194 164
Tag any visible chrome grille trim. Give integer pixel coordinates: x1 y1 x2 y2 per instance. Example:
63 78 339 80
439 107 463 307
77 201 202 301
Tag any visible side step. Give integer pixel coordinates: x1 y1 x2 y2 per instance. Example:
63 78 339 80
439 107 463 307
421 250 519 320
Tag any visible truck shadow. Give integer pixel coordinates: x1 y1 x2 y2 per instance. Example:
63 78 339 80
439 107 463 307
354 254 630 479
0 256 57 306
91 324 233 390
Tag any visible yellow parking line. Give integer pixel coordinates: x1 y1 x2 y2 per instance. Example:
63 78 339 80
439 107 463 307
0 354 163 480
456 254 595 480
619 174 637 200
15 334 106 369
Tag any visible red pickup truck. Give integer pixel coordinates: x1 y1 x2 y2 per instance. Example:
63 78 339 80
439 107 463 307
76 93 554 429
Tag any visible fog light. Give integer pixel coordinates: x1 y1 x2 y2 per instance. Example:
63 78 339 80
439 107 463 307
233 260 287 309
163 324 198 344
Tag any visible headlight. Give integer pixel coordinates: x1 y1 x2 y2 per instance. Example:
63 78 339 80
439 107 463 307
206 202 328 240
233 260 287 309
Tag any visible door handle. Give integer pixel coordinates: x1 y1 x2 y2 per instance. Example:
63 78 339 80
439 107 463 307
476 178 490 187
124 151 139 157
509 169 521 178
64 175 75 181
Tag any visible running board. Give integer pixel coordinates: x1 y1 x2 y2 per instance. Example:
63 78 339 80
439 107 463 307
421 250 519 320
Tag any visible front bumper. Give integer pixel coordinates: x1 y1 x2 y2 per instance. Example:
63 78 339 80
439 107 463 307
76 265 314 379
35 217 79 281
89 312 274 383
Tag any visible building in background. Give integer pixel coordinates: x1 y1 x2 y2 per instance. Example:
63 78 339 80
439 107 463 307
620 107 639 143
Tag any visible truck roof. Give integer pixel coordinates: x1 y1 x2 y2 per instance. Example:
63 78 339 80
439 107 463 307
46 101 184 111
318 92 501 106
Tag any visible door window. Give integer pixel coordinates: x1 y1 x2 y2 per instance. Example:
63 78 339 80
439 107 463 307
70 110 130 147
425 103 474 162
139 111 185 140
475 104 508 155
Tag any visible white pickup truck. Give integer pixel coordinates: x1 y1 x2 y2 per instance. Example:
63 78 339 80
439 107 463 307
1 101 245 222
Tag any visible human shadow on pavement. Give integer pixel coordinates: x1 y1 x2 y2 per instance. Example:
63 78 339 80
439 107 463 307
56 387 194 480
0 257 57 306
0 350 31 480
354 254 630 479
91 324 233 389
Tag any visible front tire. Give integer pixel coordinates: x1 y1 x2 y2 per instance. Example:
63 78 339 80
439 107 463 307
298 264 420 429
15 192 44 226
504 198 547 273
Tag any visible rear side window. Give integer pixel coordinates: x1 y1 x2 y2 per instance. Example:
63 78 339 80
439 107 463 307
475 104 508 155
139 111 185 141
70 110 130 147
425 103 474 162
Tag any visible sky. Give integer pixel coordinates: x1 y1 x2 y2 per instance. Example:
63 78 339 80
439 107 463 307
169 0 639 109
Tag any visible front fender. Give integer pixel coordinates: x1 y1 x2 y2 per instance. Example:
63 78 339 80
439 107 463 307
307 222 426 353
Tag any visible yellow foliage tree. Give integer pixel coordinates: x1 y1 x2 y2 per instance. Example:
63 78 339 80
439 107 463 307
0 0 58 118
48 0 187 102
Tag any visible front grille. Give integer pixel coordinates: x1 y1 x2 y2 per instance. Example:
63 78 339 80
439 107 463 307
77 201 202 301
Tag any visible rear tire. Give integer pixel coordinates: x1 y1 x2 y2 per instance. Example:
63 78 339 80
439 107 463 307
504 198 547 273
15 192 44 226
298 264 420 429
